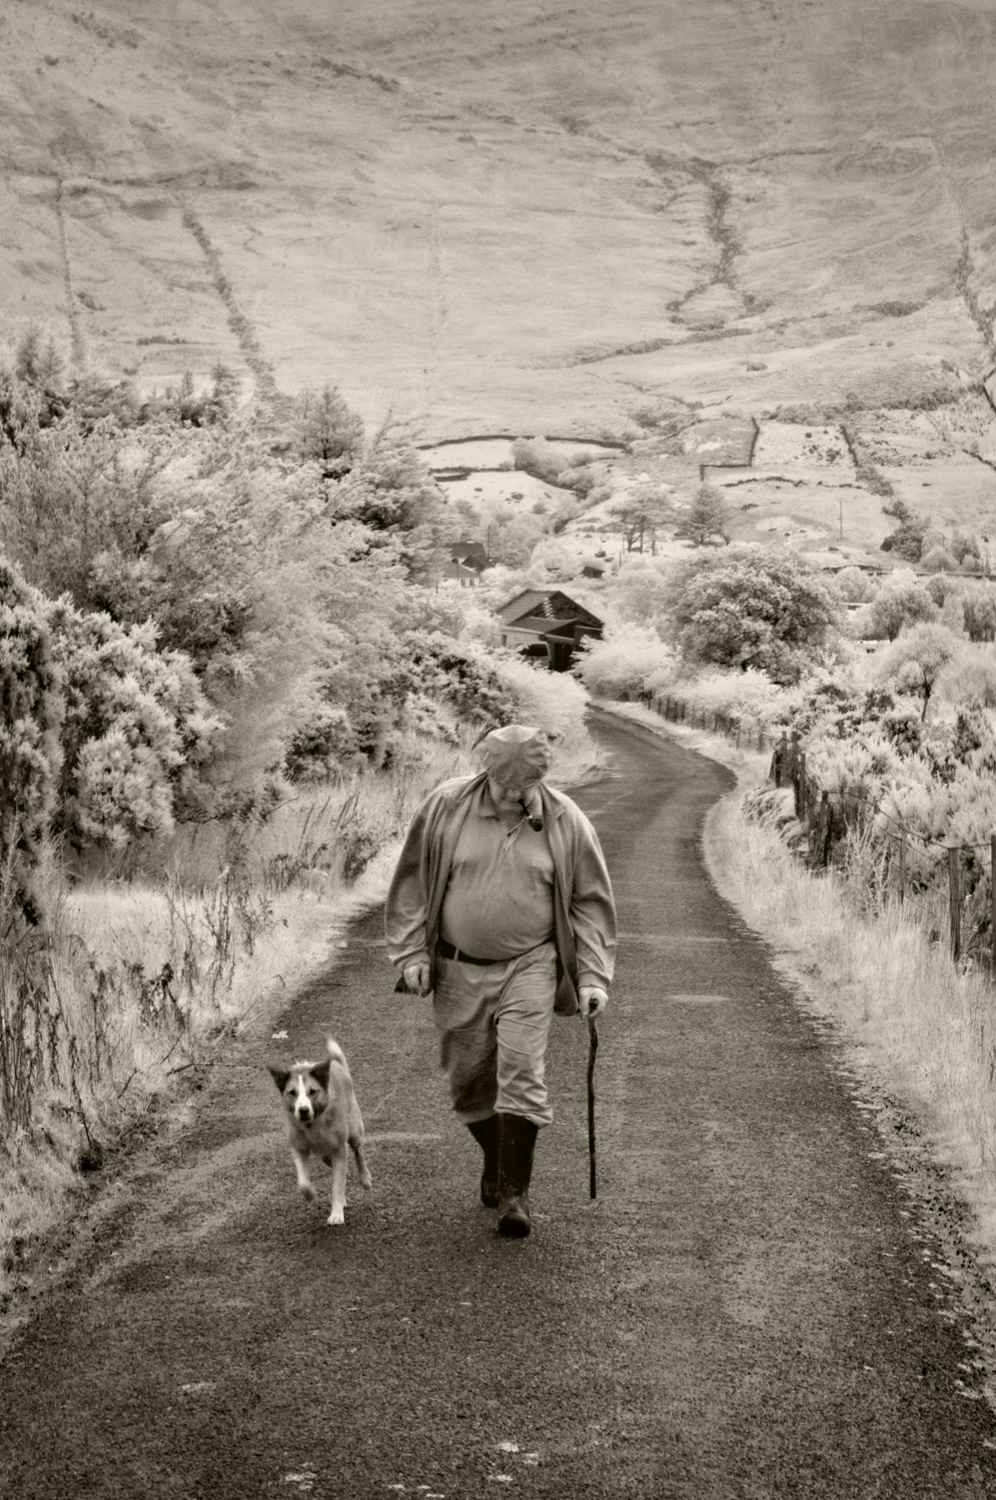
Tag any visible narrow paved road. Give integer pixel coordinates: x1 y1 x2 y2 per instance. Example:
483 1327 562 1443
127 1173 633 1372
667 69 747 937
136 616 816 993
3 711 996 1498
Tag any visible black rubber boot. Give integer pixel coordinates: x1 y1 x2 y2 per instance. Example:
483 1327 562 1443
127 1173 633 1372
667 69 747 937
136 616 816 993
496 1114 539 1238
466 1116 501 1207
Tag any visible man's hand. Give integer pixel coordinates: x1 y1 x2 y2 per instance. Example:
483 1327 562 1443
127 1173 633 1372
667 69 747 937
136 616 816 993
402 961 431 996
578 985 608 1019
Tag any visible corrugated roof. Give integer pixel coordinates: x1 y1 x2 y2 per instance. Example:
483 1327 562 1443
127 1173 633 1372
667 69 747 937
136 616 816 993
500 589 602 630
497 589 550 623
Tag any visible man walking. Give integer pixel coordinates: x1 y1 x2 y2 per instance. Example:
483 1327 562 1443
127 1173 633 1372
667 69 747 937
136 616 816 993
385 723 616 1238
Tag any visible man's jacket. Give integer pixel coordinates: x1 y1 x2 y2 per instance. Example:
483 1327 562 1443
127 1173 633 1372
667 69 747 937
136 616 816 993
384 773 616 1015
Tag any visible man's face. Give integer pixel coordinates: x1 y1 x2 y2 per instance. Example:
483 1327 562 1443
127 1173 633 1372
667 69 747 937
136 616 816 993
487 773 540 812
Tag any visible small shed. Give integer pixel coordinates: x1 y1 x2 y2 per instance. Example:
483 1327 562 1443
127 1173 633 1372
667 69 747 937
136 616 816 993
497 588 603 671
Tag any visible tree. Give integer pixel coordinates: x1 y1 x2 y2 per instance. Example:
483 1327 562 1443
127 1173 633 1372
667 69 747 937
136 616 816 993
607 482 675 555
604 559 672 633
833 566 878 604
920 545 959 573
296 384 364 474
865 572 939 640
880 501 929 562
673 483 732 547
962 585 996 642
328 422 455 582
0 404 175 613
663 543 842 683
14 325 65 393
877 623 962 720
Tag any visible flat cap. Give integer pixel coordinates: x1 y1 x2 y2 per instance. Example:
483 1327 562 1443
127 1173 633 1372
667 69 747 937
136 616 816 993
478 723 552 783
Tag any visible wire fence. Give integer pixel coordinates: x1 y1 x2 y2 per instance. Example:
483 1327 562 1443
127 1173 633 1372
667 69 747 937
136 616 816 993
650 691 996 976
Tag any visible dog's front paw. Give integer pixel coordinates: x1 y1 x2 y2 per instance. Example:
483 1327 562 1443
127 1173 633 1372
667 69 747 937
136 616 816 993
327 1207 345 1226
359 1168 373 1191
299 1183 316 1202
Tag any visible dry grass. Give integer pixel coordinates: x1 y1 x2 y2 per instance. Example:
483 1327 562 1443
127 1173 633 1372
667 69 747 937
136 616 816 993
710 795 996 1184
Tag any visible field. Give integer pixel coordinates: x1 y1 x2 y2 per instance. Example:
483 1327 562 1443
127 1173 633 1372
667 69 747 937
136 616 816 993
3 1 996 468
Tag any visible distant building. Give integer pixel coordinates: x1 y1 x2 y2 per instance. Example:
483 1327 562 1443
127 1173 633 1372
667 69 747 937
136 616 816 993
496 588 603 671
441 540 490 586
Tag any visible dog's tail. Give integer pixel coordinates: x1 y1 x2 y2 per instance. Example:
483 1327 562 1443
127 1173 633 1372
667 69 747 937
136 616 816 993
326 1037 348 1070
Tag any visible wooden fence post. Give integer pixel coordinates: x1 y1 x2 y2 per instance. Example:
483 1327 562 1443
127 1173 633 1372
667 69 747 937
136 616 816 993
898 830 907 904
823 797 835 866
948 845 961 963
795 751 807 822
775 731 788 785
812 790 829 867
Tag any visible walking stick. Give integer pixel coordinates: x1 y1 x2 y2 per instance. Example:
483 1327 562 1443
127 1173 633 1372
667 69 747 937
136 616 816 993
587 1015 599 1199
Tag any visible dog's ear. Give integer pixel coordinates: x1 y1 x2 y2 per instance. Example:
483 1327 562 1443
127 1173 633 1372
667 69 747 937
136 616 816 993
267 1065 291 1092
311 1058 332 1088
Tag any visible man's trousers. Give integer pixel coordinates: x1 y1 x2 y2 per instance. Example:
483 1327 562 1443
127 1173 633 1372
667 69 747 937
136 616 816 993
432 941 557 1128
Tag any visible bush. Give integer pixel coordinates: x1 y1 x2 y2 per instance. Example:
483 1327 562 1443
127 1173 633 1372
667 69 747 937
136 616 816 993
0 558 62 917
864 571 939 640
938 644 996 708
602 558 672 633
962 585 996 641
573 627 674 699
47 603 222 849
647 665 798 733
920 546 959 573
511 436 572 487
832 566 878 604
663 544 842 682
555 462 598 497
880 506 928 562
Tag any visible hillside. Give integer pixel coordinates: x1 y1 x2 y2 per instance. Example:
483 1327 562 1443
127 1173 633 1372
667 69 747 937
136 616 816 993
3 0 996 556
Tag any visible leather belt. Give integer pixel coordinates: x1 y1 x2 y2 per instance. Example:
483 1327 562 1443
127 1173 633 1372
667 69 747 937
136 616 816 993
436 938 506 966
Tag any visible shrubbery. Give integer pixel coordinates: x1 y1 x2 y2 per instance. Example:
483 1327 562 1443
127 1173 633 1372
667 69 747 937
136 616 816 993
663 543 842 682
511 436 573 487
0 354 597 871
0 559 62 918
832 566 878 604
573 627 674 699
48 603 222 847
857 569 938 640
1 554 222 862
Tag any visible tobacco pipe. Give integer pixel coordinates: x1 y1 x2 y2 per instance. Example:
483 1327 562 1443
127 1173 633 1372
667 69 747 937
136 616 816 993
519 797 544 833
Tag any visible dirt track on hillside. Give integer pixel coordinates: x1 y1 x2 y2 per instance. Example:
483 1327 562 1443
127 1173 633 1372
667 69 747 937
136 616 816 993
2 712 996 1498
